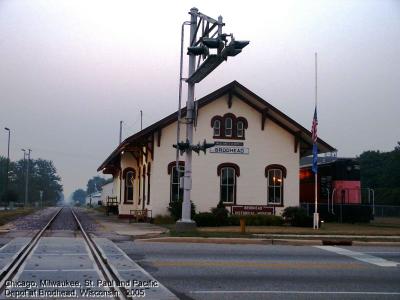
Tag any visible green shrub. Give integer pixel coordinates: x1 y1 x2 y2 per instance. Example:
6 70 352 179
168 200 196 221
211 202 229 226
282 206 313 227
1 189 18 204
153 215 175 225
194 212 218 227
227 215 240 226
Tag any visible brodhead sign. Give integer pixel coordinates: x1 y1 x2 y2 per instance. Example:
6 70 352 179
231 205 273 215
209 141 249 155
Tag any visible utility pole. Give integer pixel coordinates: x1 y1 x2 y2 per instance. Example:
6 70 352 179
178 8 198 229
174 7 249 231
24 149 31 207
140 110 143 130
119 121 123 144
4 128 10 207
39 190 43 208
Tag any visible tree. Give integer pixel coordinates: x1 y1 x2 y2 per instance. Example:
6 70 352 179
359 142 400 205
86 176 107 195
1 156 63 206
72 189 87 205
30 159 63 206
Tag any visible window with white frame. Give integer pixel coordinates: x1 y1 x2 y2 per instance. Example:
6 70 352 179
237 121 244 138
124 171 134 204
225 118 232 137
220 167 236 203
267 169 283 204
170 165 184 203
213 119 221 137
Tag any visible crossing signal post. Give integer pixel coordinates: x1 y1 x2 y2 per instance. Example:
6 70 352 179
175 7 249 231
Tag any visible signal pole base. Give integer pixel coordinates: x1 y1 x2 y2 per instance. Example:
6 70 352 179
313 213 319 229
175 220 197 232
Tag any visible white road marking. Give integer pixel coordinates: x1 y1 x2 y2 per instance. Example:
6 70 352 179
190 291 400 295
364 252 400 254
315 246 399 267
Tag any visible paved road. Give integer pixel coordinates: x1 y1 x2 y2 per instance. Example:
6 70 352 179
117 241 400 300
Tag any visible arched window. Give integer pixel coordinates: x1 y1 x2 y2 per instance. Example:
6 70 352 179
124 171 134 204
213 120 221 137
265 165 286 205
168 161 185 203
217 163 240 204
142 165 146 209
147 163 151 205
225 117 232 137
237 121 244 138
211 114 247 139
220 167 235 203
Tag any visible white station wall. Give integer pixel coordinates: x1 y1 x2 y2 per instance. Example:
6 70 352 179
149 94 300 216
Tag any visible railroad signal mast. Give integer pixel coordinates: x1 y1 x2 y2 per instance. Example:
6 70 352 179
175 7 249 231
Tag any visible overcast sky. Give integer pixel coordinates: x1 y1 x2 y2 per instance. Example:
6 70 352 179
0 0 399 197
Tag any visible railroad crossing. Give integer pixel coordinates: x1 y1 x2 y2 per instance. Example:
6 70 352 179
0 207 177 299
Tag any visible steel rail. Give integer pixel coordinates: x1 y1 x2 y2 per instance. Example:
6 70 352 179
71 208 128 300
0 207 64 293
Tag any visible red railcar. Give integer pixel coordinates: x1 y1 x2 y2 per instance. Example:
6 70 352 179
300 157 362 205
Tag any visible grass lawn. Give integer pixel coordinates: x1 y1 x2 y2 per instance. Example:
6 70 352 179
165 218 400 237
0 208 35 226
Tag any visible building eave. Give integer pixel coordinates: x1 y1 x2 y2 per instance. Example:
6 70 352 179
97 81 336 172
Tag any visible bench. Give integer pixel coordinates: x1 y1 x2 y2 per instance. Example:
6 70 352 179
106 196 119 216
129 209 152 223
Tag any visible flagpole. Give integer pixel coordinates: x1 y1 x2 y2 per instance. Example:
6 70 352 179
313 52 319 229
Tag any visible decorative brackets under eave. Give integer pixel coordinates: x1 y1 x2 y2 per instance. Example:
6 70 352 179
128 150 140 166
157 128 162 147
294 131 301 153
227 91 233 109
149 133 154 160
261 108 269 131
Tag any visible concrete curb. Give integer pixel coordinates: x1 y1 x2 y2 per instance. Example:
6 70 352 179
136 237 272 245
352 241 400 246
135 237 400 246
272 239 322 246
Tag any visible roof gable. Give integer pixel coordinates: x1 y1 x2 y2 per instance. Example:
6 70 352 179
97 81 335 171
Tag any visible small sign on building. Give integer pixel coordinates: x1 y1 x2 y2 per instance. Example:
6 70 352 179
210 141 249 155
231 205 273 215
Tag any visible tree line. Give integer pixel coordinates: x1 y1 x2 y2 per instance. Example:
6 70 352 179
0 156 63 206
359 142 400 205
72 176 112 205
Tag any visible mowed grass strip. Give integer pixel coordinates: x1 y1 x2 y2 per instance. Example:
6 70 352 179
0 208 35 226
195 220 400 236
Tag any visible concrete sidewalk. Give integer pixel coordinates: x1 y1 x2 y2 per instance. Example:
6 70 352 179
83 208 400 246
83 208 168 238
136 236 400 246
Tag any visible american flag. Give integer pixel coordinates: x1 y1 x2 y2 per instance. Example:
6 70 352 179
311 107 318 174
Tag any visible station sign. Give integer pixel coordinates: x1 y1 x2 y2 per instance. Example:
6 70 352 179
231 205 273 215
210 141 249 155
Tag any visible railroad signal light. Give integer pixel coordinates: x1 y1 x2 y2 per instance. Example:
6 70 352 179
221 39 250 58
187 45 209 56
191 139 215 155
202 37 224 49
173 140 191 155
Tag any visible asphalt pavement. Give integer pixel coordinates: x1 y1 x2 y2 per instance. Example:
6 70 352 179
116 241 400 300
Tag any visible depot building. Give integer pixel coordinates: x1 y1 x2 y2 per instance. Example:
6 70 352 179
97 81 335 217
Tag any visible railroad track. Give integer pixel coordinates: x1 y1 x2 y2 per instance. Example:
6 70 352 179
0 207 128 300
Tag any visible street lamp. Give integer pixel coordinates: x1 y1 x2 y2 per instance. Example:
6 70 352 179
174 8 249 231
4 128 10 207
21 148 31 207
